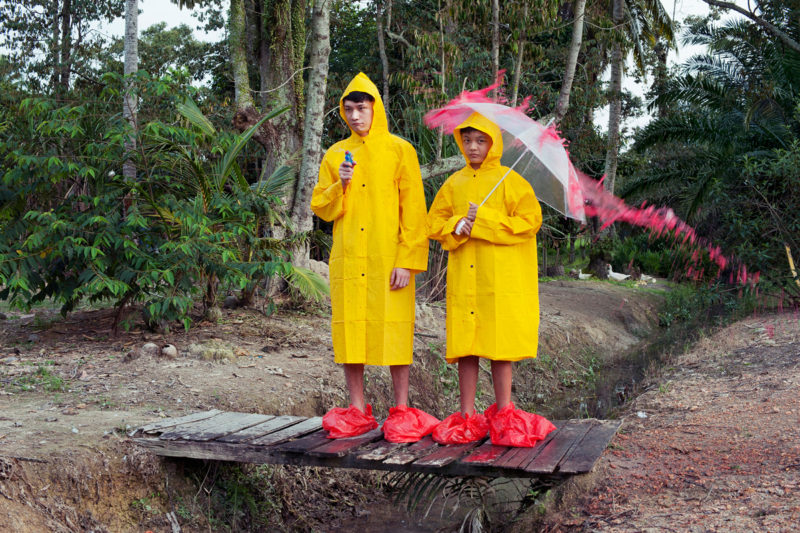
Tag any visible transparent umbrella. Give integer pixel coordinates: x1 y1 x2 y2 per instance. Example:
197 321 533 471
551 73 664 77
425 98 586 224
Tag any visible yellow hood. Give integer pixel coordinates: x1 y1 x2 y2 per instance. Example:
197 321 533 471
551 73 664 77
339 73 388 138
454 112 503 170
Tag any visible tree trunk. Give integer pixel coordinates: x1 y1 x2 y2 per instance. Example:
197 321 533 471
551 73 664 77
604 0 624 196
376 0 390 106
491 0 499 99
555 0 586 123
58 0 72 92
260 0 305 176
123 0 138 190
230 0 256 111
290 0 331 269
511 39 524 108
49 3 61 91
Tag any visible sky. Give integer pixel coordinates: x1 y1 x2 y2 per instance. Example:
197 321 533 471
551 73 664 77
104 0 742 134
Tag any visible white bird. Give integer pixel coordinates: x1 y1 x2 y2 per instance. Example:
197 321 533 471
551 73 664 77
578 269 593 280
607 264 630 282
640 273 657 283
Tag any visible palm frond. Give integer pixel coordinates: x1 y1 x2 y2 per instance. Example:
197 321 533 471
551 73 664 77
285 266 329 302
214 105 290 186
253 164 294 198
176 98 216 137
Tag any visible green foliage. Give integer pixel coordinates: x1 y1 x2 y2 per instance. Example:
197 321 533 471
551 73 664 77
626 6 800 286
657 282 758 329
0 73 326 328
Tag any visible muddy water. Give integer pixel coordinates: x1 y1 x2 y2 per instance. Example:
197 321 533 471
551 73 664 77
542 342 658 421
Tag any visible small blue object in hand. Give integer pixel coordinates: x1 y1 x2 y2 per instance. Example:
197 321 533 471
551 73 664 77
344 150 356 166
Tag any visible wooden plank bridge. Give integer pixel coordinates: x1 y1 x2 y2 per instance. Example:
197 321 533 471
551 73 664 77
131 410 621 479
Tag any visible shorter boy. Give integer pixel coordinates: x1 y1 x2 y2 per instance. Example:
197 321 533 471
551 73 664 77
427 113 555 446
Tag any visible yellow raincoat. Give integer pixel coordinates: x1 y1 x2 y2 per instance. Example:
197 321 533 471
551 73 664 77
311 73 428 366
427 113 542 363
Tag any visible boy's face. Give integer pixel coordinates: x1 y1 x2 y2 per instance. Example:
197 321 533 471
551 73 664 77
343 100 374 136
461 130 493 167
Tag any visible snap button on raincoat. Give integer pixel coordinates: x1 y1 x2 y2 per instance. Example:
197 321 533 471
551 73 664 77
427 113 542 362
311 73 428 366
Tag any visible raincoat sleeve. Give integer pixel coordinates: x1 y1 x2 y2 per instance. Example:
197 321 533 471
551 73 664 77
395 143 429 272
427 179 470 251
310 150 348 222
471 176 542 245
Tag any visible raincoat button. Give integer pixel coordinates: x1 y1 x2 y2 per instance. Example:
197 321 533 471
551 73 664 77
362 183 366 187
361 273 365 277
470 311 474 314
361 228 364 231
470 265 474 268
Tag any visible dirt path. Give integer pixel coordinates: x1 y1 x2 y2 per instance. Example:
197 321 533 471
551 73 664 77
541 313 800 532
12 279 794 531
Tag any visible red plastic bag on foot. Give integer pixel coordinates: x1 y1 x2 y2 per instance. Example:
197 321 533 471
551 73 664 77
382 406 440 443
485 402 556 447
322 404 378 438
431 411 489 444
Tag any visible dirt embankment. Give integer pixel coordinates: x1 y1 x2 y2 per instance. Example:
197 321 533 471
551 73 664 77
0 279 664 531
535 313 800 532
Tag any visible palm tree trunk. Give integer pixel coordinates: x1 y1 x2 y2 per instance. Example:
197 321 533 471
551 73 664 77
511 15 525 108
555 0 586 123
376 0 390 106
291 0 331 269
123 0 138 193
58 0 72 92
491 0 500 98
604 0 624 196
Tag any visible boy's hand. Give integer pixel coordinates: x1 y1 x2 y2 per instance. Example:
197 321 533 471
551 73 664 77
390 267 410 290
467 202 478 221
339 161 354 192
454 217 474 236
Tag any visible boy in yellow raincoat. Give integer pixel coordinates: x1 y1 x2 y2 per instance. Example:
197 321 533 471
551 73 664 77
427 112 556 447
311 73 438 441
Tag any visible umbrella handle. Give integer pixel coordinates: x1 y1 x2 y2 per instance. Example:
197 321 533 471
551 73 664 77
455 219 466 235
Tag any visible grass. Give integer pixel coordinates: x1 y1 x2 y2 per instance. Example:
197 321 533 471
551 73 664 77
2 362 65 393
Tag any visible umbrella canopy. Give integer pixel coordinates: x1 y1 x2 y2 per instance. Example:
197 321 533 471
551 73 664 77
425 98 586 223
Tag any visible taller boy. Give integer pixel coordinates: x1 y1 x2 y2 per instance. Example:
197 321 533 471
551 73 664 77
311 73 435 440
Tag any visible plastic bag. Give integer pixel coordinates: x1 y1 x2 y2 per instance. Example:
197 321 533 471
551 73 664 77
431 411 489 444
322 404 378 439
485 402 556 447
382 406 440 443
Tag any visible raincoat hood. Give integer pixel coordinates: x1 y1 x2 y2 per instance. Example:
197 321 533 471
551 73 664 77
454 112 504 170
339 73 389 138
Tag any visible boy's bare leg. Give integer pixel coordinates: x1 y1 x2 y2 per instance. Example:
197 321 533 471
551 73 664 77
458 356 480 415
491 360 512 409
343 363 366 411
389 364 410 407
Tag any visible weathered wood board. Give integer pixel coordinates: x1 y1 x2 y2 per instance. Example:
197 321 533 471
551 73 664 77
132 411 622 479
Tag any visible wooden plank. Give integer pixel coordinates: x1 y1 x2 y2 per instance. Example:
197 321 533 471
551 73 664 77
154 412 230 440
356 440 411 462
221 415 303 444
413 440 483 468
159 412 273 442
524 419 594 474
249 417 323 446
276 429 331 453
460 440 513 465
308 428 385 457
215 415 276 443
133 410 224 436
383 436 439 465
558 419 622 474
